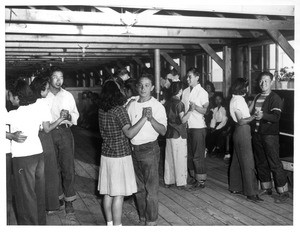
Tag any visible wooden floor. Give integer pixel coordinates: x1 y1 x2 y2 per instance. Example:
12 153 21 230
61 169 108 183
8 126 293 226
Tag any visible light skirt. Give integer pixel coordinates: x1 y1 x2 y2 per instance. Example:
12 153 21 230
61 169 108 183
164 137 188 186
98 155 137 196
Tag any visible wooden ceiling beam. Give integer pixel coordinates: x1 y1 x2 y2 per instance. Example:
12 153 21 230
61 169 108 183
160 52 180 73
92 4 294 16
199 44 225 69
5 50 151 55
5 8 293 30
267 30 294 62
5 34 228 44
5 42 201 50
5 23 263 39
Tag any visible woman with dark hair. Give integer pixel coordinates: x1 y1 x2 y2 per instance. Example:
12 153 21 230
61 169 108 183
6 79 66 224
229 78 262 202
164 82 192 188
204 81 216 126
206 93 228 156
124 78 138 99
97 80 148 226
30 76 66 213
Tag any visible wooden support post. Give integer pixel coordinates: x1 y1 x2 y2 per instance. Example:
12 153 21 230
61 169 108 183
154 49 161 100
237 46 243 78
160 52 180 73
201 54 205 86
223 46 231 97
248 46 252 93
180 54 186 80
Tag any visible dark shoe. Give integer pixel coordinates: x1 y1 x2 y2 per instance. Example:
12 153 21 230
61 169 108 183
189 181 205 190
275 192 289 204
65 201 75 214
247 195 263 202
230 190 243 195
59 199 65 210
177 185 188 190
255 195 264 201
187 178 197 185
164 184 174 188
260 189 272 196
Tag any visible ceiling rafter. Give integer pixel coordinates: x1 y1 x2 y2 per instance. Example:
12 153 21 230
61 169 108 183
5 8 294 30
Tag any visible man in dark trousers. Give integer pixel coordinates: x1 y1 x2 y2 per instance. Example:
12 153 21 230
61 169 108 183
250 71 289 203
46 66 79 220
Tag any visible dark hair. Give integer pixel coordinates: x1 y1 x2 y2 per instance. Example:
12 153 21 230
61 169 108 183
214 92 225 106
169 81 183 97
257 71 274 82
187 67 200 77
138 73 154 85
116 68 129 78
231 78 248 96
205 81 215 93
10 79 37 106
49 66 64 77
30 76 49 98
124 79 138 97
170 68 178 76
98 80 127 112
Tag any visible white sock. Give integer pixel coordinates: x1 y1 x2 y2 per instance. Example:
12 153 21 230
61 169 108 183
107 221 113 226
115 223 122 226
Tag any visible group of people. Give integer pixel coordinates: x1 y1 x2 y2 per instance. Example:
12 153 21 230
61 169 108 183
6 67 79 225
5 65 289 226
97 67 290 226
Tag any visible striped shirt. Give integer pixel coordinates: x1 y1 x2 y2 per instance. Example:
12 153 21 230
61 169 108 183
254 94 268 132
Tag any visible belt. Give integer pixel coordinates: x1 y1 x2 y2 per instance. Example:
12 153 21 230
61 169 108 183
56 124 70 129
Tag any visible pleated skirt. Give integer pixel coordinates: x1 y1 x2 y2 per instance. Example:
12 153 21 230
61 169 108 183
98 155 137 196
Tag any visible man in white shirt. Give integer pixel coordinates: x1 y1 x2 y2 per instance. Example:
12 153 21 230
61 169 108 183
182 68 209 189
46 67 79 218
127 74 167 226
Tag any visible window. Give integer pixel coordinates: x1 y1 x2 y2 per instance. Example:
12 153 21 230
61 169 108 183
211 52 223 82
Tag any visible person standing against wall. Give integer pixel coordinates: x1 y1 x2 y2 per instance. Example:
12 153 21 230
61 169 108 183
46 67 79 220
182 68 209 189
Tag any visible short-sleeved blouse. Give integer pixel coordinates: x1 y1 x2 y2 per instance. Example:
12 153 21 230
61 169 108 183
98 106 132 158
230 95 250 123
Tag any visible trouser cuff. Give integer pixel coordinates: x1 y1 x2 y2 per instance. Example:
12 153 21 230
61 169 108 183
195 173 207 182
64 194 77 202
276 183 288 194
261 181 272 190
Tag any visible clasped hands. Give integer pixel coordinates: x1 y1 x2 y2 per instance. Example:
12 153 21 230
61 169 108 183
60 109 71 121
142 107 153 121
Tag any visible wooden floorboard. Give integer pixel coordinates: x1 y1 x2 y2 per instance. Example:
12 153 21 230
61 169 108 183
7 127 293 226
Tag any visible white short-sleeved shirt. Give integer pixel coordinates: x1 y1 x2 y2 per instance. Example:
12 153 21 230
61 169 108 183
4 109 11 154
230 95 250 123
210 106 228 130
127 96 167 145
7 99 52 157
182 84 209 129
46 88 79 126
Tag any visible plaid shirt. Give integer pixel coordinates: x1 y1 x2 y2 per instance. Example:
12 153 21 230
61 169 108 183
98 106 132 158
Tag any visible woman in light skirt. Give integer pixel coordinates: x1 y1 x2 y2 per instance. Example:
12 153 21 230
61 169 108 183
98 80 148 226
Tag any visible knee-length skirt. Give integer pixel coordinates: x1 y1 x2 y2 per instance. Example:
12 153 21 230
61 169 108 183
98 155 137 196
